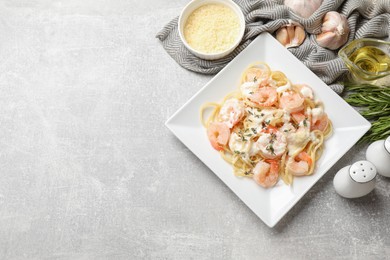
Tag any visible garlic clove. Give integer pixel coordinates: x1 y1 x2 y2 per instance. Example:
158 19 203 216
293 26 305 46
284 0 323 19
275 23 306 48
276 27 289 46
316 11 350 50
287 25 295 41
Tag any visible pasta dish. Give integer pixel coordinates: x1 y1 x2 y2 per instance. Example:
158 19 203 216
201 62 332 188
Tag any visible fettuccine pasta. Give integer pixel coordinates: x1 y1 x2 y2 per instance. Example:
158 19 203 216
201 62 332 188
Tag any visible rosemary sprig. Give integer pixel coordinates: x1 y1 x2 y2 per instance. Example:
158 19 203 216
360 117 390 143
344 83 390 143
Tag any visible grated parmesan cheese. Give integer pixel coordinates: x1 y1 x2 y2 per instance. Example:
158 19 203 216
184 4 240 54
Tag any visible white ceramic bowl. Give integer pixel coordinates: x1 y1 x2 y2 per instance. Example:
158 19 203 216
178 0 246 60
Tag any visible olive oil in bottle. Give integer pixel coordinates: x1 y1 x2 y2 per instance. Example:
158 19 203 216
348 46 390 75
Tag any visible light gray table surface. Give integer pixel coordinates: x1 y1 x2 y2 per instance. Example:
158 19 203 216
0 0 389 259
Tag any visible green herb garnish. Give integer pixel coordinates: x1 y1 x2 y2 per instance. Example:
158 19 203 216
303 118 308 127
344 83 390 143
266 144 276 155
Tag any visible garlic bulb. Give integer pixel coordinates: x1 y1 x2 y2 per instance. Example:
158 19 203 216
276 23 306 48
284 0 323 19
316 11 350 50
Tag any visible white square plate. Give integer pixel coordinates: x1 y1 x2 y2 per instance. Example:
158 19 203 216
165 32 371 227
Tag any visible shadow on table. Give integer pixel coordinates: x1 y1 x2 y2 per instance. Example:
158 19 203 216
272 171 335 232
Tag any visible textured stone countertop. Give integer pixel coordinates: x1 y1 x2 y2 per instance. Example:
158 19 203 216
0 0 389 259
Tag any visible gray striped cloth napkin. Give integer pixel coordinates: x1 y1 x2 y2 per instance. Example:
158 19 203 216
156 0 390 94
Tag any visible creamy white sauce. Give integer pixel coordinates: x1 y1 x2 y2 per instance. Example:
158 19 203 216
300 85 313 99
311 107 324 124
240 82 258 98
280 122 295 133
229 132 250 154
245 108 283 133
245 107 264 132
262 108 283 122
276 81 291 93
255 131 287 158
282 110 291 123
310 132 318 142
287 127 310 156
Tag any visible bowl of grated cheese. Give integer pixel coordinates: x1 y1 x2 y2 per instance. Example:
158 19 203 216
178 0 246 60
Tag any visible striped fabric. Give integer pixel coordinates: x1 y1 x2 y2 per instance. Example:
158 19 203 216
156 0 390 94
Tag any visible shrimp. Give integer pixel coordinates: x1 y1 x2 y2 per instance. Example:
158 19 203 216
287 151 312 176
279 91 304 113
249 87 278 107
219 99 245 128
252 160 279 188
207 122 230 151
311 113 329 132
291 112 306 124
244 68 263 82
255 129 287 159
